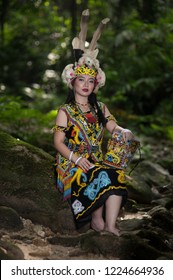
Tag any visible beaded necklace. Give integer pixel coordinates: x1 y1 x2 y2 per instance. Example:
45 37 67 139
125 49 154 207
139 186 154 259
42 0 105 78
75 103 97 124
75 101 89 107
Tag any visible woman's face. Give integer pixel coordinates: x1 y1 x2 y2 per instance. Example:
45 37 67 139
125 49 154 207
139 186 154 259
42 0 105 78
73 75 95 98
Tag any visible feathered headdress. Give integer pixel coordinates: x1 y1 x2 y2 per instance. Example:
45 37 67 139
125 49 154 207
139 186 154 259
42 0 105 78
61 9 110 93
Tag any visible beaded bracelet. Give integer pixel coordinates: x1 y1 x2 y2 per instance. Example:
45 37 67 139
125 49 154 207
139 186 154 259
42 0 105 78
69 151 73 161
75 156 82 165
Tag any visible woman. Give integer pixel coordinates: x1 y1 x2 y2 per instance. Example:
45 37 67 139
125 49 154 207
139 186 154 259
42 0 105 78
53 10 134 236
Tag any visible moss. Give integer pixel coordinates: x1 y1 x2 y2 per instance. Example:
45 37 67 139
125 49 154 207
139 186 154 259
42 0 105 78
0 206 23 230
0 240 24 260
0 130 68 231
126 178 153 204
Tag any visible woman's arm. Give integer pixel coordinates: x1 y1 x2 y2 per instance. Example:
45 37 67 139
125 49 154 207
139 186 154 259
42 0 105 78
54 109 79 163
104 105 134 141
53 109 93 171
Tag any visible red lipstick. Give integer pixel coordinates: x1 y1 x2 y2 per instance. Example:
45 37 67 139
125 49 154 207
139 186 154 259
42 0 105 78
82 88 89 92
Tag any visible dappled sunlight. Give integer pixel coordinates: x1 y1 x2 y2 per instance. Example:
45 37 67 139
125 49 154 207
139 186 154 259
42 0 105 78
120 211 151 220
0 84 6 92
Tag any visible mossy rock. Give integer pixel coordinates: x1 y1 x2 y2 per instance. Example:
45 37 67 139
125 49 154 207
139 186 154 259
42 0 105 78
0 130 71 232
126 159 172 203
117 233 171 260
0 206 23 230
126 176 153 204
132 160 171 187
80 231 173 260
0 240 24 260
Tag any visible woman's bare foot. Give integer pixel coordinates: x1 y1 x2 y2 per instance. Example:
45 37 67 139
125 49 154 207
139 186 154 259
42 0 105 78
91 219 105 232
91 206 104 232
104 226 121 236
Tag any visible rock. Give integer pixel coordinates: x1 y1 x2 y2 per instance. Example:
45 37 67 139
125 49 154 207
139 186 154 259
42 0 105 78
148 205 169 216
123 199 138 212
33 225 45 238
32 238 47 246
151 197 173 209
157 150 173 176
28 248 51 258
148 206 173 232
0 206 23 230
137 228 172 252
117 233 169 260
0 131 72 232
118 218 147 231
126 176 153 203
126 158 173 204
132 160 172 188
1 131 173 260
56 208 77 234
79 231 172 260
158 183 173 194
80 231 120 257
48 232 83 247
0 240 24 260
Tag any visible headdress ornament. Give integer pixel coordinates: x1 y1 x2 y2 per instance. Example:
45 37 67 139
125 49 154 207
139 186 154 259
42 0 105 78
61 9 110 93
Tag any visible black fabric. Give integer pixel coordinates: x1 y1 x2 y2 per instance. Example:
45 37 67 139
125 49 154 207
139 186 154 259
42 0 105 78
70 164 128 228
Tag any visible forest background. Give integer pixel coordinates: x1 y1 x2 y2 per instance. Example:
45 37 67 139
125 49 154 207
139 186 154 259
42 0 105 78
0 0 173 156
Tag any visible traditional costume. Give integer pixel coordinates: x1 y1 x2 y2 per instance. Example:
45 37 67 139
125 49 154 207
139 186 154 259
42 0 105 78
53 10 128 228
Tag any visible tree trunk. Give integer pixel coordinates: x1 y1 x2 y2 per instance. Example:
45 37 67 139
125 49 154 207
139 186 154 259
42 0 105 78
0 0 10 44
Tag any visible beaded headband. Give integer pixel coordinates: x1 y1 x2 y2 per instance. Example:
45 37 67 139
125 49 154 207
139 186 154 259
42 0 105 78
61 9 109 93
74 65 97 77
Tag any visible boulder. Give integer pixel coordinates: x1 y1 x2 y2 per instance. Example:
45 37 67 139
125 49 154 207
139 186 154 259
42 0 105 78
0 206 23 230
0 130 72 232
0 240 24 260
126 159 173 203
0 130 172 243
148 205 173 232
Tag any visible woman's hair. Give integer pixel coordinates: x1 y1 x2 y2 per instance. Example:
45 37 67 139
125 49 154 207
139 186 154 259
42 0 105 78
65 89 107 126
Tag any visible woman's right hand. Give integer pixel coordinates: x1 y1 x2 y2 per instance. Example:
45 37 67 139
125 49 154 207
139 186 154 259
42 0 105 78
121 128 134 142
76 157 94 172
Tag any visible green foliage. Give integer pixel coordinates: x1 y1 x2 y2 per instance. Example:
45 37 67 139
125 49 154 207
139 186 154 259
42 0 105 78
0 94 57 154
0 0 70 96
101 7 173 117
0 0 173 151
